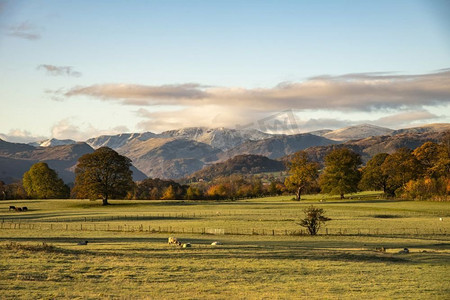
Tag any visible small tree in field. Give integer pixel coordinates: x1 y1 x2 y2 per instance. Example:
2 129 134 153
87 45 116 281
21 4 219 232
298 206 331 235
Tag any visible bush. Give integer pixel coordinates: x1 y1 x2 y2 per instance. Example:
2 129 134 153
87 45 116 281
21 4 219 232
298 206 331 235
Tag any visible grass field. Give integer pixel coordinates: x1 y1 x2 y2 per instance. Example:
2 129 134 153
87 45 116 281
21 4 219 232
1 193 449 299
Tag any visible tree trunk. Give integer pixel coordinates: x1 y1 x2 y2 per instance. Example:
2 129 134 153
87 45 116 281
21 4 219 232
296 187 302 201
102 196 109 206
340 193 344 199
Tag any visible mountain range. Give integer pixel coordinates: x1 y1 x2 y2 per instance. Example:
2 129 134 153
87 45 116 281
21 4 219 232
1 123 448 184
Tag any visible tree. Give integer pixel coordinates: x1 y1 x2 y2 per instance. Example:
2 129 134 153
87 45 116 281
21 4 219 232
22 162 69 199
413 142 441 178
73 147 134 205
161 185 176 200
319 148 361 199
185 186 202 200
381 148 421 196
298 206 331 235
359 153 389 193
284 151 319 201
0 181 6 200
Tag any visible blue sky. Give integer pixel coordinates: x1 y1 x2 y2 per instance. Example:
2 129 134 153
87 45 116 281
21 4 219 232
0 0 449 142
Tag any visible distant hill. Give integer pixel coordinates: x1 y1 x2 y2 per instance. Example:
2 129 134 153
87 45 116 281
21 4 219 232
28 138 77 147
320 124 394 141
391 123 450 135
86 132 157 149
220 133 339 160
188 154 285 181
0 141 146 184
300 130 446 165
160 127 271 150
1 123 448 182
117 138 220 179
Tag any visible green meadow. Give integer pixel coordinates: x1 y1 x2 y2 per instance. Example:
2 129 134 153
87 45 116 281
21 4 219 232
1 193 449 299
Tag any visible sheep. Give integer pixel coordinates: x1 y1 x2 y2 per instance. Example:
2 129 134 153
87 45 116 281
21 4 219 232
168 237 179 245
182 243 191 248
77 241 88 245
211 241 223 246
398 248 409 254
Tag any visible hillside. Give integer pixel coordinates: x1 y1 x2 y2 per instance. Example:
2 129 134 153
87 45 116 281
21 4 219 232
220 133 339 160
118 138 221 179
321 124 394 141
188 154 285 181
0 141 146 184
86 132 157 149
301 130 446 165
160 127 271 150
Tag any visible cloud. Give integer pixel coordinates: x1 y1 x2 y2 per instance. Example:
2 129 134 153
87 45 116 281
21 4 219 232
51 119 130 141
372 110 441 128
64 83 207 105
6 21 41 40
37 65 82 77
0 129 46 144
60 69 450 112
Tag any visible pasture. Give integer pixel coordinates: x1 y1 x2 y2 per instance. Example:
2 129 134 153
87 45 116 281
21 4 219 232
1 193 449 299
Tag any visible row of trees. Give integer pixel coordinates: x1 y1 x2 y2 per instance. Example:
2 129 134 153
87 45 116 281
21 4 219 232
5 132 449 203
285 133 449 201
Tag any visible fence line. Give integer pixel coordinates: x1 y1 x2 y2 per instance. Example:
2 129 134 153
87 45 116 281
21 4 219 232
0 221 447 236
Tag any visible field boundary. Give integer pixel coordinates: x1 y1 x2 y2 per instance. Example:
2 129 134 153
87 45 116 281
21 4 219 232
1 221 447 237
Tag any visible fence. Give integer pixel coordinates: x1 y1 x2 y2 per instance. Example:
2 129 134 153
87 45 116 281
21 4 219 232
0 221 447 236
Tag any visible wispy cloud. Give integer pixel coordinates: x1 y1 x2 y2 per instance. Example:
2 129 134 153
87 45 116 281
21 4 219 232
51 119 130 141
37 64 82 77
6 21 41 40
0 129 46 144
64 83 206 105
60 69 450 111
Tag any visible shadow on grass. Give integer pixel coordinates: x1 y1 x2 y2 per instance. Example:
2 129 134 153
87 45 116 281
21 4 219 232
2 236 447 264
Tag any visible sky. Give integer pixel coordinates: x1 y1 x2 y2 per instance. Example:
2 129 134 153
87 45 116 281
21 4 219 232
0 0 449 142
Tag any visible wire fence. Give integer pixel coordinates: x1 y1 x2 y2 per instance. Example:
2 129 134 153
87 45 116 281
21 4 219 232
0 221 447 236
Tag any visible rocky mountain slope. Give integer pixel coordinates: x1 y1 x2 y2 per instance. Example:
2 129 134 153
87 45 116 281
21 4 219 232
29 138 77 147
159 127 272 150
86 132 157 149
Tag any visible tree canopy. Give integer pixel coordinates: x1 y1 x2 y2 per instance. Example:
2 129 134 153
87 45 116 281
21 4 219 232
381 148 421 196
22 162 69 199
359 153 389 193
73 147 134 205
319 148 361 199
284 151 319 201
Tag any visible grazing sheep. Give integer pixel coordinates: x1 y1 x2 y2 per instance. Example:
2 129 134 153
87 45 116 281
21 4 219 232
9 206 16 211
77 241 88 245
211 241 223 246
398 248 409 254
182 243 191 248
168 237 179 245
22 207 28 211
439 218 443 221
15 207 22 212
